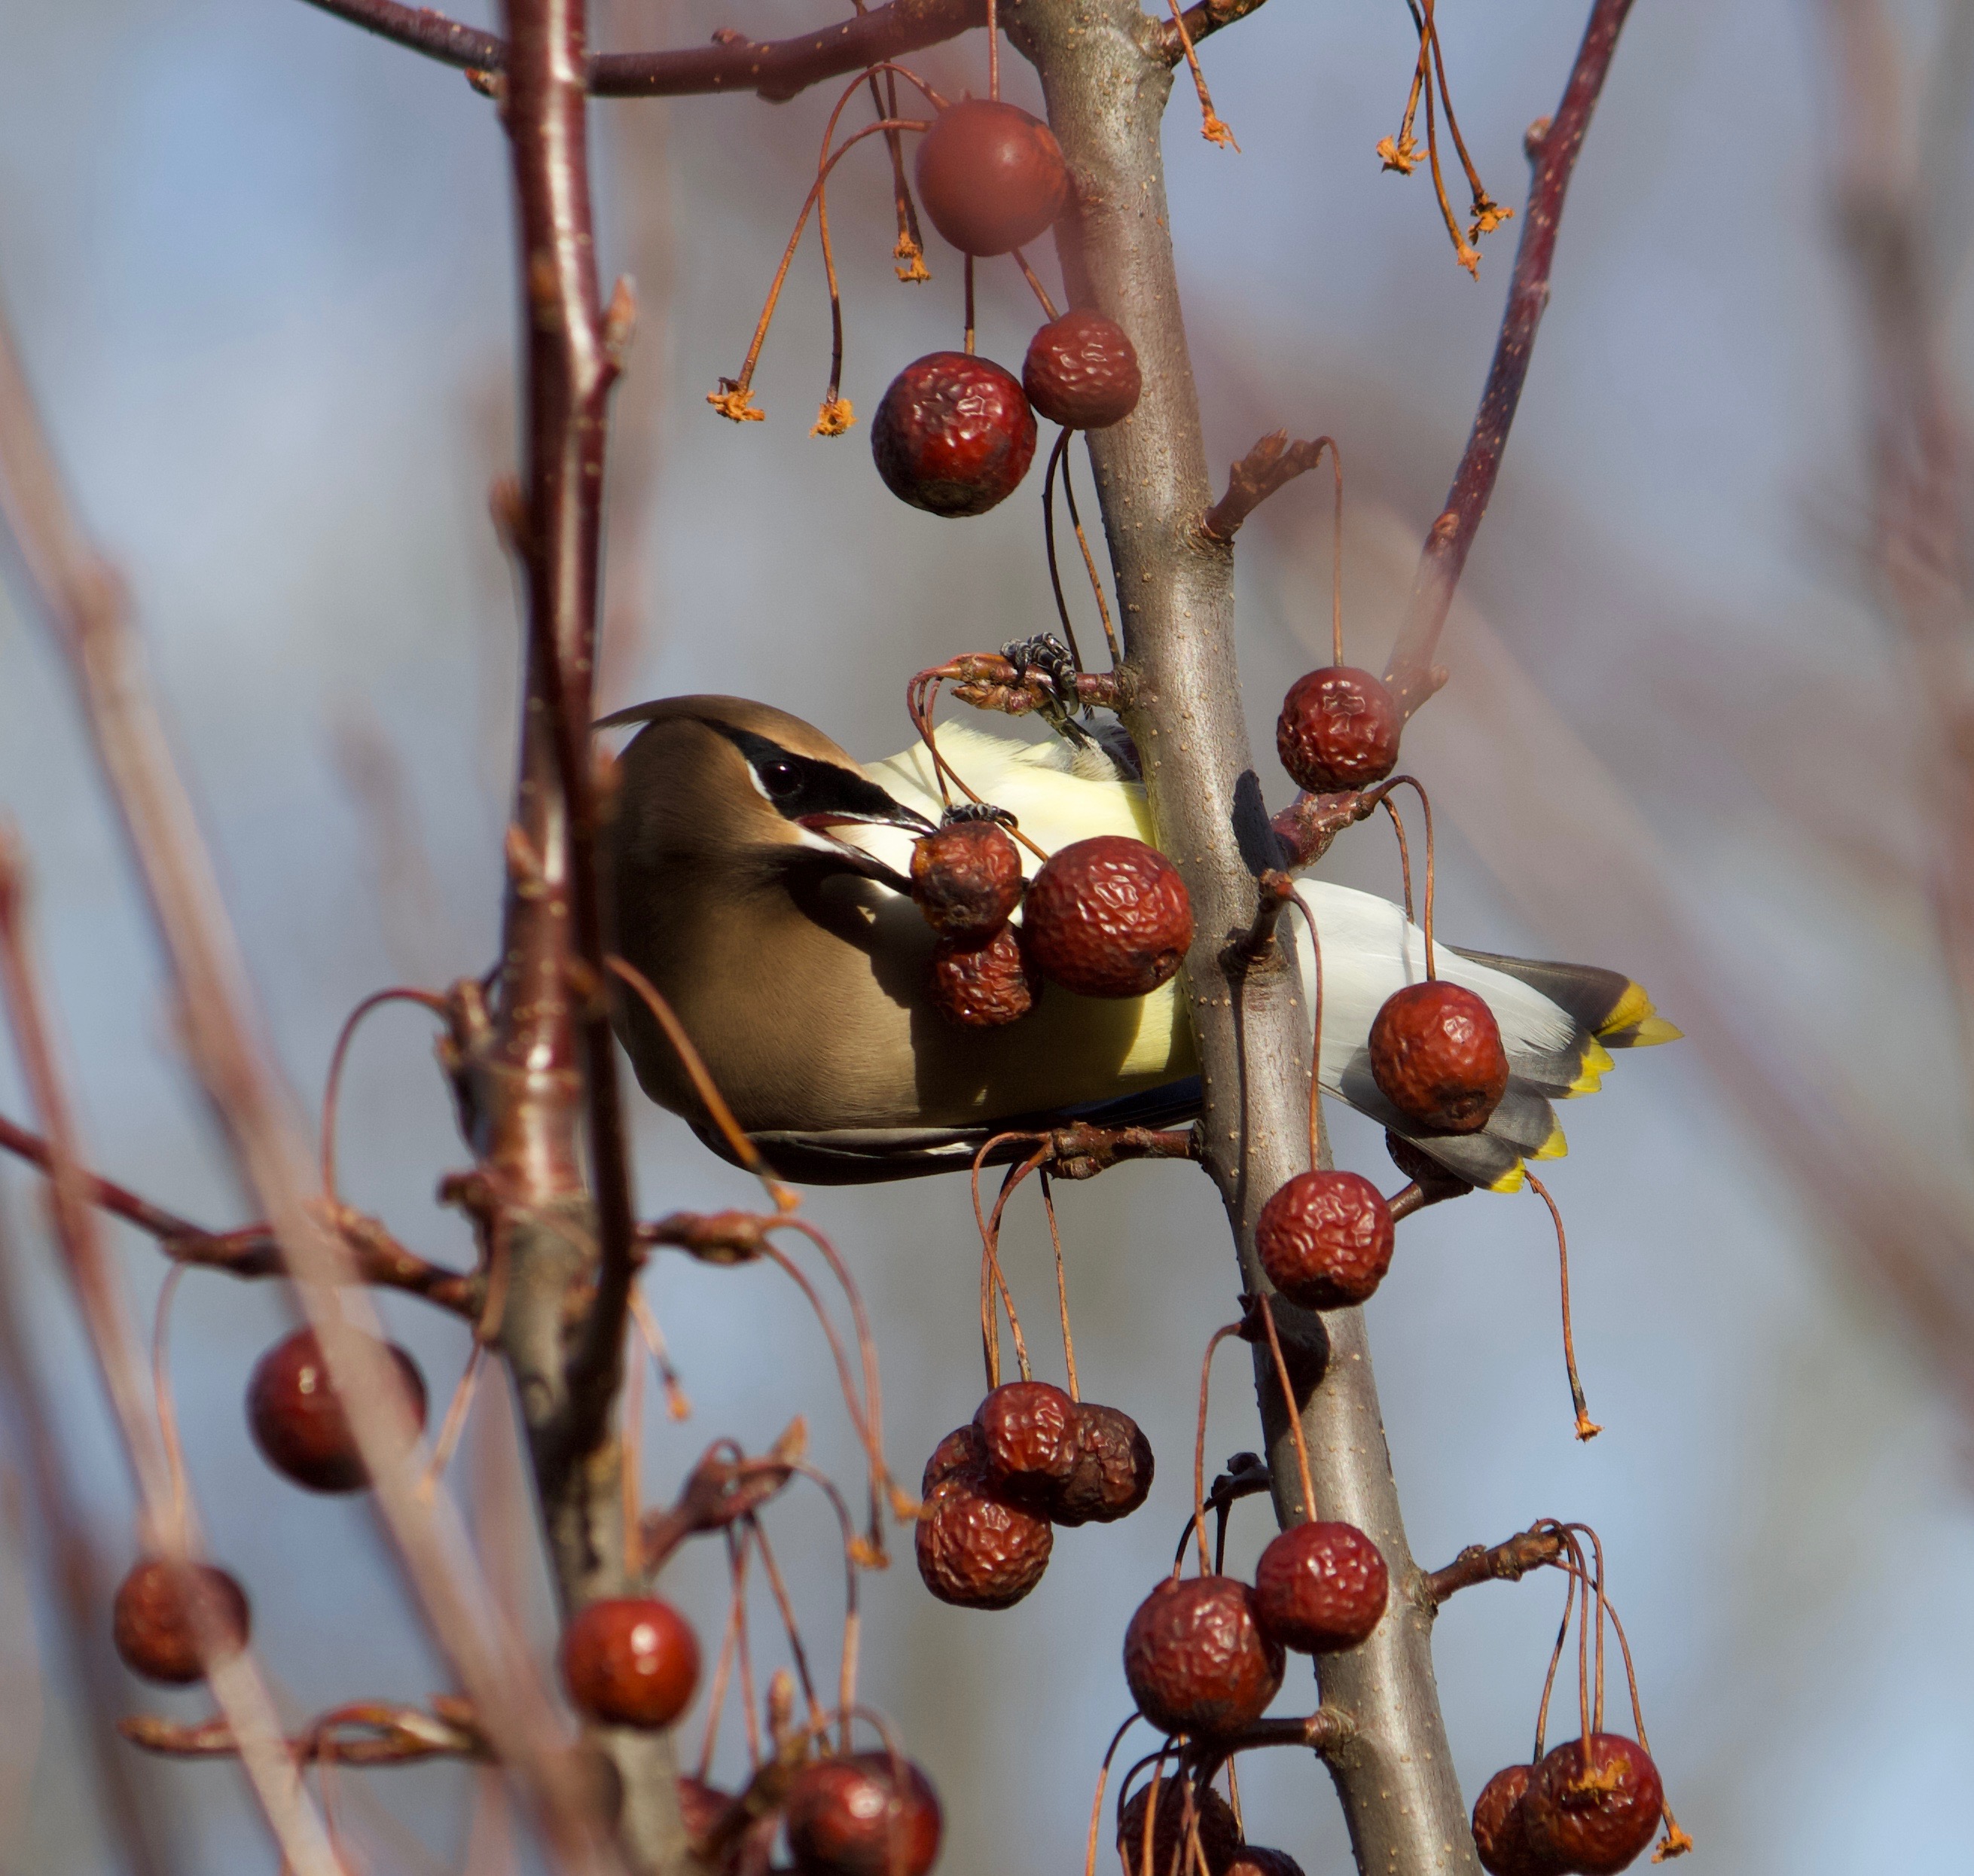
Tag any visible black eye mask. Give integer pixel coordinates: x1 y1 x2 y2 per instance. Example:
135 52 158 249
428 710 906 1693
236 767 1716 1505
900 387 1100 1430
713 727 934 833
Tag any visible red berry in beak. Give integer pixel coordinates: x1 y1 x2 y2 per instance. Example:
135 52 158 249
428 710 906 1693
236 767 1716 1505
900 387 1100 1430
911 817 1024 941
1122 1575 1283 1737
1023 836 1192 999
1255 1170 1396 1309
914 99 1069 256
1252 1520 1388 1652
1023 310 1142 429
560 1596 700 1729
1368 980 1509 1134
1276 667 1401 794
872 352 1037 517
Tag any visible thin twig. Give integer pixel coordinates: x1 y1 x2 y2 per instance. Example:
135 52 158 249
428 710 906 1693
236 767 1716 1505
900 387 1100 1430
1420 1522 1567 1608
1382 0 1638 720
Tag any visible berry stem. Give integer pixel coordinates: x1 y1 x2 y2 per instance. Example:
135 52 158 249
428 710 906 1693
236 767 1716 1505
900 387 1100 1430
986 0 999 99
1012 246 1060 320
1253 1295 1318 1522
630 1286 691 1422
149 1265 190 1550
1191 1323 1245 1576
1042 430 1091 674
697 1540 748 1779
1060 439 1125 667
1082 1716 1143 1876
1278 891 1325 1172
786 1462 865 1747
964 253 977 355
1163 0 1238 148
319 986 448 1203
418 1341 487 1500
1380 795 1414 923
1524 1171 1601 1441
620 1324 645 1574
745 1512 826 1740
1039 1168 1081 1401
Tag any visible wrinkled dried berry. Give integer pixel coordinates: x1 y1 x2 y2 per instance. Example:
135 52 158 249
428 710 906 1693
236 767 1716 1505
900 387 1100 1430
1252 1521 1388 1653
922 1422 987 1493
915 1466 1054 1609
111 1557 251 1685
1471 1763 1561 1876
246 1328 427 1494
1521 1735 1664 1876
1226 1850 1307 1876
1368 981 1509 1135
560 1597 700 1729
1054 1402 1154 1527
1275 667 1401 795
915 99 1069 256
911 819 1024 941
786 1751 943 1876
1115 1780 1241 1876
873 352 1038 517
1385 1130 1476 1203
929 925 1038 1028
1123 1575 1283 1737
1255 1170 1395 1310
975 1379 1076 1498
1024 837 1192 999
1024 310 1142 429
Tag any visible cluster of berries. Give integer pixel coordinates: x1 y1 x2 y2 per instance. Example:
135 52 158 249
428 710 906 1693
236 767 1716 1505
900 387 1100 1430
1118 1780 1305 1876
910 813 1192 1029
917 1379 1153 1609
1472 1737 1666 1876
680 1749 942 1876
872 101 1143 518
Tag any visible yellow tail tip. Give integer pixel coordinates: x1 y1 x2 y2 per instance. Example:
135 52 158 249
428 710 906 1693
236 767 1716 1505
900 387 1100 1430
1533 1121 1569 1161
1488 1162 1527 1194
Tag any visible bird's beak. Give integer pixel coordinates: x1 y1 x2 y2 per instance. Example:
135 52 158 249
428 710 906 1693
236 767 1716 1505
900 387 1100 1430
793 801 935 892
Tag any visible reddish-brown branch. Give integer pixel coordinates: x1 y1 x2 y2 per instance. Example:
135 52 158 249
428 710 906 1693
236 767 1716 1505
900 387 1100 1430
1198 429 1333 544
1420 1522 1567 1608
0 1110 479 1313
121 1698 493 1768
1381 0 1636 721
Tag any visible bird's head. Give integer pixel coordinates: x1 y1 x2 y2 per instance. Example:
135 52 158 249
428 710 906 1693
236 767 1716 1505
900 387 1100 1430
597 696 935 892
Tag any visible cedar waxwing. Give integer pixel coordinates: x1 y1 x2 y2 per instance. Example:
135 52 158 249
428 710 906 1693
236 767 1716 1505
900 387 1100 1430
600 696 1677 1186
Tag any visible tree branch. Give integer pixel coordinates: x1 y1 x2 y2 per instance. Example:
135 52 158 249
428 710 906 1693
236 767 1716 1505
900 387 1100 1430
1381 0 1637 721
121 1697 492 1768
1016 2 1476 1868
1149 0 1273 66
299 0 990 101
0 1110 480 1313
1420 1524 1567 1609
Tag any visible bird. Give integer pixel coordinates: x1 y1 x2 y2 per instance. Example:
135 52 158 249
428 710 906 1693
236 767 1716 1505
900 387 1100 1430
599 694 1678 1188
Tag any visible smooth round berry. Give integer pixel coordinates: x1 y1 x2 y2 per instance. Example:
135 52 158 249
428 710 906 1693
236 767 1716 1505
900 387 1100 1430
914 1466 1054 1609
1521 1736 1664 1875
246 1328 427 1494
111 1558 251 1685
1122 1575 1283 1737
1368 981 1509 1135
560 1597 700 1729
974 1379 1077 1499
1116 1780 1241 1876
1023 310 1141 429
911 819 1024 941
872 352 1037 517
1023 837 1192 999
1252 1521 1388 1653
1471 1763 1561 1876
1255 1170 1395 1310
929 925 1038 1027
1275 667 1402 795
785 1751 942 1876
914 99 1069 256
1053 1402 1154 1527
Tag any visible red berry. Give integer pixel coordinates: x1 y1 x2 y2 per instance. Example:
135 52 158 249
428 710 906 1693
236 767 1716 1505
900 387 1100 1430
1368 981 1509 1135
872 352 1037 517
914 1466 1054 1609
1275 667 1401 795
677 1775 734 1844
1116 1780 1241 1876
974 1380 1077 1498
246 1328 427 1493
921 1422 988 1493
1054 1402 1154 1527
1255 1170 1395 1310
111 1557 251 1685
911 818 1024 941
786 1751 942 1876
1023 837 1192 999
1023 310 1142 429
914 99 1069 256
1521 1735 1664 1875
1252 1521 1388 1653
1226 1851 1307 1876
1472 1763 1562 1876
1122 1576 1283 1737
929 925 1038 1028
560 1597 700 1729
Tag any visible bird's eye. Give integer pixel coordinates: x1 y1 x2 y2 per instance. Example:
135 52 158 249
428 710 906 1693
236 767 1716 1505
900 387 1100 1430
758 759 801 798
